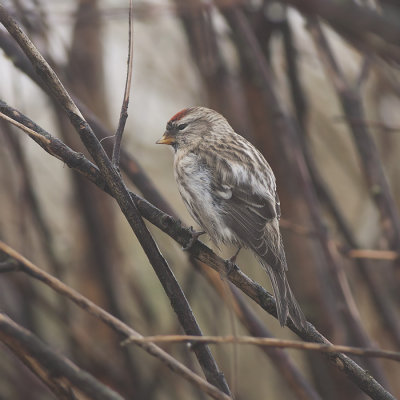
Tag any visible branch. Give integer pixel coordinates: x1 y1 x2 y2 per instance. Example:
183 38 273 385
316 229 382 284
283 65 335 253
112 0 134 166
0 101 395 400
0 241 231 400
346 249 399 261
122 335 400 362
0 314 124 400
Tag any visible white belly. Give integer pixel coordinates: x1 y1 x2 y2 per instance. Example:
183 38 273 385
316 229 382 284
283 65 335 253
174 152 235 244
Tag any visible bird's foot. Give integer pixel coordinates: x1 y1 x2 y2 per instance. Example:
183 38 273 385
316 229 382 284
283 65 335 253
225 247 241 276
182 227 205 251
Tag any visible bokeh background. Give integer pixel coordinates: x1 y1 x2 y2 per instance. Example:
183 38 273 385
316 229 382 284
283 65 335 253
1 0 400 399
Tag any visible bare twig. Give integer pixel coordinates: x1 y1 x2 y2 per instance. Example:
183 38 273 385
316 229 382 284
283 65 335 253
112 0 134 167
0 241 232 400
0 112 50 144
346 249 399 261
0 314 124 400
122 334 400 362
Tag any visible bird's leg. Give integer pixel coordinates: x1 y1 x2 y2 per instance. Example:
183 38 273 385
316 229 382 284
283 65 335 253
182 227 205 251
226 247 241 276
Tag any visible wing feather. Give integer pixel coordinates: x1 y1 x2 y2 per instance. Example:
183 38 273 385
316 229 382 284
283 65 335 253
207 161 278 255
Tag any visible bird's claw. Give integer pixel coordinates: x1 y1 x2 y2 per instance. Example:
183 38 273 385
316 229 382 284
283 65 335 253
182 227 205 251
225 259 239 277
225 247 241 276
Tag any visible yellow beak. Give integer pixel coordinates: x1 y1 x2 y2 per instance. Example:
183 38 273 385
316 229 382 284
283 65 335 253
156 132 175 145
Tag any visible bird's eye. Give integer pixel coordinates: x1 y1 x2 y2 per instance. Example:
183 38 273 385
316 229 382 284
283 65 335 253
178 123 187 130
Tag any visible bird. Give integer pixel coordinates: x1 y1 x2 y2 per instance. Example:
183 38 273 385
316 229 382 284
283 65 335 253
156 106 307 330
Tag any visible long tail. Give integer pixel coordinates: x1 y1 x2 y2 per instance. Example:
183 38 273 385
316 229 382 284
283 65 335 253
258 220 307 331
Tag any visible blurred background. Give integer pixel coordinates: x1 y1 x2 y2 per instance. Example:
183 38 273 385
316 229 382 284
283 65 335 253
1 0 400 399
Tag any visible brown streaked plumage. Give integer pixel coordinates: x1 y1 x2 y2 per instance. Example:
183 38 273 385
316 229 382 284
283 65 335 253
157 107 307 330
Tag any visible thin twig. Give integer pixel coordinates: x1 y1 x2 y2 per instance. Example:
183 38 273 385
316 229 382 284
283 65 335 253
347 249 399 261
0 112 50 144
122 334 400 362
0 241 232 400
112 0 134 167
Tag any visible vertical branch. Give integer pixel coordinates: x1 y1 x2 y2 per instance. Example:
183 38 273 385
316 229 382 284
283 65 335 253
112 0 134 167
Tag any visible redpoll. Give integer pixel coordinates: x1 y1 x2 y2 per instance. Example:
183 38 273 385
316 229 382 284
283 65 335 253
157 107 306 330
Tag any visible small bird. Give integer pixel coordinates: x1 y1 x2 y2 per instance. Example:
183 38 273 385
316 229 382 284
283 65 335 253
156 107 306 330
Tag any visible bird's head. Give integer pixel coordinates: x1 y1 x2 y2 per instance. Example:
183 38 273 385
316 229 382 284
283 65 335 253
156 107 230 151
